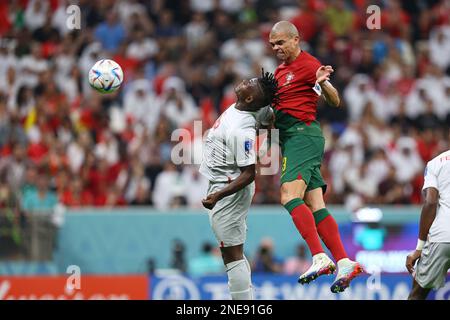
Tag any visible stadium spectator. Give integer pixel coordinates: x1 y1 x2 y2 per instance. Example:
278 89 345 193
283 243 311 275
170 238 187 273
429 25 450 71
21 172 58 212
60 175 94 207
387 136 423 183
160 76 199 129
0 179 25 259
124 78 160 134
184 12 209 50
252 237 283 273
126 28 159 62
324 0 355 37
19 42 49 88
153 162 186 210
119 158 152 204
24 0 50 32
94 11 126 54
188 242 224 277
0 144 28 192
377 167 412 204
290 0 320 44
181 165 209 209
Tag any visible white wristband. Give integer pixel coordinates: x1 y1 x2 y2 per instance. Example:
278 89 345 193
416 239 425 250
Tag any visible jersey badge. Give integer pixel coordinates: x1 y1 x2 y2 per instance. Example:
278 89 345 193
286 72 295 83
244 139 253 156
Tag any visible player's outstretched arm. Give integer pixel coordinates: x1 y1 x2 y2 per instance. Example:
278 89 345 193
316 65 340 107
320 80 340 107
405 187 439 274
202 164 255 210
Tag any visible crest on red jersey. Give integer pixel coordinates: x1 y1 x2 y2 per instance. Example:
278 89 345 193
286 72 295 82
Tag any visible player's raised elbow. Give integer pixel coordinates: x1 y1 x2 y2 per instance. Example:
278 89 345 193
239 164 256 184
330 93 340 107
246 169 256 183
331 96 340 107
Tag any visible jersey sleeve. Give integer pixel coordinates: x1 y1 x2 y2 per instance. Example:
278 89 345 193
306 56 323 95
308 57 322 81
423 160 438 191
229 128 256 167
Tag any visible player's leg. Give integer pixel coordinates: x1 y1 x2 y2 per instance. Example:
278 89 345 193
220 244 253 300
280 135 334 284
412 242 450 300
282 180 335 284
209 182 254 300
304 186 364 293
304 187 349 263
408 279 431 300
281 179 325 259
301 163 364 292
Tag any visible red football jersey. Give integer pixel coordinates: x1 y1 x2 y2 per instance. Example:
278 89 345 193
274 50 322 124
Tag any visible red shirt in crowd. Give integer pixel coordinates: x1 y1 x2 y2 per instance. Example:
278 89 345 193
290 11 318 43
27 142 49 164
61 190 94 207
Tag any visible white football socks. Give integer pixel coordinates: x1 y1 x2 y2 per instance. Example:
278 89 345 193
226 257 253 300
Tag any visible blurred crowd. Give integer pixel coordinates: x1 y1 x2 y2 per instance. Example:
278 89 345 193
0 0 449 213
168 238 310 277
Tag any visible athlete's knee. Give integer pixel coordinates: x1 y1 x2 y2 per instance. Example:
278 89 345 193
304 198 326 213
408 281 429 300
304 189 326 213
226 258 253 300
280 193 294 206
221 245 244 265
408 291 425 300
280 181 306 205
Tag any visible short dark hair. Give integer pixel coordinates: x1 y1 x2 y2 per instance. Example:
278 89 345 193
258 69 280 107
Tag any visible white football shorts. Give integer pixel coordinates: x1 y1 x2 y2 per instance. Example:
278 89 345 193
206 180 255 248
415 241 450 289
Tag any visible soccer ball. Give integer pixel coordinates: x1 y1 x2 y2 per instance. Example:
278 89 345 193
88 59 123 93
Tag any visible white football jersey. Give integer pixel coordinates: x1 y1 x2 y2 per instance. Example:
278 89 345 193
422 149 450 242
199 104 257 182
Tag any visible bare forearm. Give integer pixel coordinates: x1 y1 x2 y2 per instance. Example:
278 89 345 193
418 202 437 241
216 171 255 200
320 81 340 107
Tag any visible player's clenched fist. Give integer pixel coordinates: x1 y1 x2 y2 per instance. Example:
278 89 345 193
405 250 421 274
202 193 221 210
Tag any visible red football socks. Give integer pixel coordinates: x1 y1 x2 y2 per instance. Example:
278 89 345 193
284 199 324 256
315 212 348 262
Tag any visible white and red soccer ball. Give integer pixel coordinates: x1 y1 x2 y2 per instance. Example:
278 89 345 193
88 59 123 93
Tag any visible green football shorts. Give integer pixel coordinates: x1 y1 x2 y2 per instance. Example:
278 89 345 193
280 134 327 193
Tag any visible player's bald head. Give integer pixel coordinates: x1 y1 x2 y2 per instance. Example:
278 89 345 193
270 21 299 38
269 21 301 63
